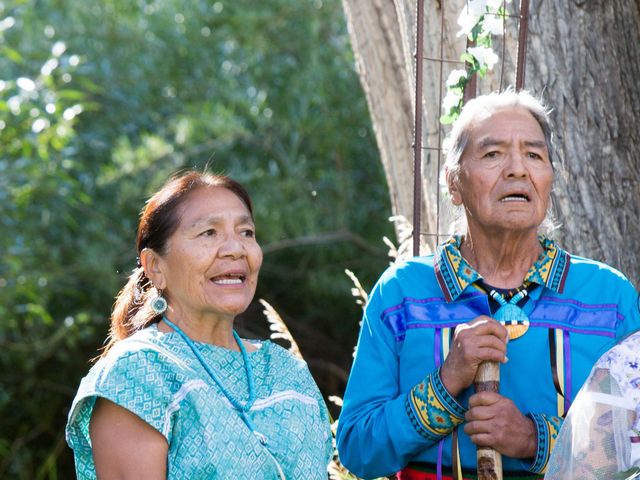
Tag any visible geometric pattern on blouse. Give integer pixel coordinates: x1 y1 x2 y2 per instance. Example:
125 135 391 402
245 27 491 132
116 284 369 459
434 235 570 302
66 325 332 480
406 368 467 441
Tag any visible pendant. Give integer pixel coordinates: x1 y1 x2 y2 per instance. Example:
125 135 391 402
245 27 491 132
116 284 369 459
494 303 529 340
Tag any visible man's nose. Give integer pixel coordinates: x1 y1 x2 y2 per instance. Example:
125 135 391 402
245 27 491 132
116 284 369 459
504 150 528 178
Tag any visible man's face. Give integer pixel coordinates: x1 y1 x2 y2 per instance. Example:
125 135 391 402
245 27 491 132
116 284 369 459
448 107 554 237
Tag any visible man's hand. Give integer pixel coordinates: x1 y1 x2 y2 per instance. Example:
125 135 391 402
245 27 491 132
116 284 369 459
464 391 537 459
439 316 508 397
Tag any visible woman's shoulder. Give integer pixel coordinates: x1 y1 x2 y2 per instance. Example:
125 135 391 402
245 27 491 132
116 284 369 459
79 326 191 395
601 330 640 362
96 326 180 367
593 330 640 379
593 330 640 398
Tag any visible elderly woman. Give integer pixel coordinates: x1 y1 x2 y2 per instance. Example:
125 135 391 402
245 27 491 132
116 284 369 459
66 171 332 479
545 329 640 479
336 90 640 480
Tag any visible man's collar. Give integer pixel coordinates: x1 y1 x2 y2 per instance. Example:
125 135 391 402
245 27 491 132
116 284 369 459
434 235 571 302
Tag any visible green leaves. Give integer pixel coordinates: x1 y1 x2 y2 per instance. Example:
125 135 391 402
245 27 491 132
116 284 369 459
441 1 512 124
1 1 392 477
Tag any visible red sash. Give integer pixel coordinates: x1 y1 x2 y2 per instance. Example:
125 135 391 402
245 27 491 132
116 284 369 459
396 468 472 480
397 468 543 480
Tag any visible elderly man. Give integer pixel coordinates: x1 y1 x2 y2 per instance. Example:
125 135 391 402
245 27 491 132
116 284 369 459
337 90 640 480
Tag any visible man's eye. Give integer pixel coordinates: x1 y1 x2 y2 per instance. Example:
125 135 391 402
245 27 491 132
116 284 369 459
241 229 255 238
201 229 215 237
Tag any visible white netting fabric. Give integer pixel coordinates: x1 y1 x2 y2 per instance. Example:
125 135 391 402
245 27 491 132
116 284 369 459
545 332 640 479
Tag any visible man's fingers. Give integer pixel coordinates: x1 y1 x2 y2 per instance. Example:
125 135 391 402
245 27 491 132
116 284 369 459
468 391 503 408
455 316 509 343
465 406 495 423
455 340 507 364
466 432 496 448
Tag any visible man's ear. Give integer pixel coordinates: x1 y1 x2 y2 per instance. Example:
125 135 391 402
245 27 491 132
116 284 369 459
446 169 463 206
140 248 166 290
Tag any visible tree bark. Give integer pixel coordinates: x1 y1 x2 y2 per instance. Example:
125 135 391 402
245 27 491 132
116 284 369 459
526 0 640 283
342 0 640 282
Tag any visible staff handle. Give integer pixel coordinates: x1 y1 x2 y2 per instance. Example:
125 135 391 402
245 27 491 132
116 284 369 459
474 361 503 480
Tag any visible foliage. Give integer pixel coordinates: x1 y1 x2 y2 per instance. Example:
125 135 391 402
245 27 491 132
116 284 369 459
0 0 392 477
440 0 512 124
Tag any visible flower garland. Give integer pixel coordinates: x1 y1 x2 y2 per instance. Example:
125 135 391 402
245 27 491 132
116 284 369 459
440 0 512 124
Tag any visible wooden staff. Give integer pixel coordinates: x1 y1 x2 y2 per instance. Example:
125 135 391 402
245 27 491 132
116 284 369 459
474 361 503 480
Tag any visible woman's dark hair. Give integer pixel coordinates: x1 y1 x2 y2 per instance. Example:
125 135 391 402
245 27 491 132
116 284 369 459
103 171 254 355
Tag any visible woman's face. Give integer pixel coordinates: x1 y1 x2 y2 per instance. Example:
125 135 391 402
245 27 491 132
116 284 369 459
449 107 554 237
154 186 263 322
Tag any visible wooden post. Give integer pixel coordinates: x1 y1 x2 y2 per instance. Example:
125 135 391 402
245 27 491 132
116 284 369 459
474 361 503 480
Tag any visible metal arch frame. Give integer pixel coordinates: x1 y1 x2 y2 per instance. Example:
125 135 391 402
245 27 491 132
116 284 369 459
412 0 531 257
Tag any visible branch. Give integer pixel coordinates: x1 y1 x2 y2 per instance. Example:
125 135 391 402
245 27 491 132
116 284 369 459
261 230 386 256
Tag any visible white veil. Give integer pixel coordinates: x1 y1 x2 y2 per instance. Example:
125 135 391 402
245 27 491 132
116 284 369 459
545 333 640 480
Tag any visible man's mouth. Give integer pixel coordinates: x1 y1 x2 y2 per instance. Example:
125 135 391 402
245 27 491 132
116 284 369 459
500 193 530 202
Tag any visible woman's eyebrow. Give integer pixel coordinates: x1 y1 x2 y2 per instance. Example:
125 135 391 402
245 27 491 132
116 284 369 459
188 214 254 230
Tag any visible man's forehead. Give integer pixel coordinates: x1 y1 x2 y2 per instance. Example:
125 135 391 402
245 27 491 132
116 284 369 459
468 107 545 142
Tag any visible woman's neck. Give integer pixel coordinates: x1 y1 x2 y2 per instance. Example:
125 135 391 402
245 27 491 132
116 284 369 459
158 309 240 351
460 231 542 289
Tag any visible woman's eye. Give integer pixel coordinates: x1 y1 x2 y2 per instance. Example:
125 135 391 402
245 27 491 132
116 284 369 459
483 151 498 159
201 229 215 237
527 152 542 160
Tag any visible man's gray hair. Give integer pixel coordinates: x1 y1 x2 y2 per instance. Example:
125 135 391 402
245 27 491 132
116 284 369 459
443 89 554 182
442 89 558 236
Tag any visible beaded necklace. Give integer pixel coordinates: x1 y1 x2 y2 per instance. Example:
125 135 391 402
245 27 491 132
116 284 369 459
162 316 267 445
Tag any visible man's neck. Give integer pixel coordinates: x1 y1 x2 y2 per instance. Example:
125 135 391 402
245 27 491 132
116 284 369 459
459 231 542 289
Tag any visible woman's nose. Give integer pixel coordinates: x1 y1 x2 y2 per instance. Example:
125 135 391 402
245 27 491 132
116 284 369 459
219 234 245 258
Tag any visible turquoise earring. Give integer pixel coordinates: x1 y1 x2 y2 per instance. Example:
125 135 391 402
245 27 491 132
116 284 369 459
151 289 168 314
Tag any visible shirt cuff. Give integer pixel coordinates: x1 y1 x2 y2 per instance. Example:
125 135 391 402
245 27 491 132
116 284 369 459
522 413 563 474
405 368 467 442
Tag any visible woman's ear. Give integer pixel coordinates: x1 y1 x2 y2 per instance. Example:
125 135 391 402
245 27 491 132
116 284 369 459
140 248 166 290
446 169 463 206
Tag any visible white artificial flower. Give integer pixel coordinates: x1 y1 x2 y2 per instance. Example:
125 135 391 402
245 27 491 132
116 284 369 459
442 90 462 112
468 45 499 70
486 0 511 10
481 13 505 36
465 0 489 15
457 8 481 38
446 69 468 88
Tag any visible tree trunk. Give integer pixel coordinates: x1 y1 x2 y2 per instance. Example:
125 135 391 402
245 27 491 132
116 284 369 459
342 0 640 282
526 0 640 283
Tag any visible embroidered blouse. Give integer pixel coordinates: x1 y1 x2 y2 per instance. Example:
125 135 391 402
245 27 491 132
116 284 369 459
66 324 332 479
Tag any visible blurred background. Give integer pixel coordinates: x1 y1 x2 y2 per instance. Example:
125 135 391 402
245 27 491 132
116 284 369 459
0 0 394 477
